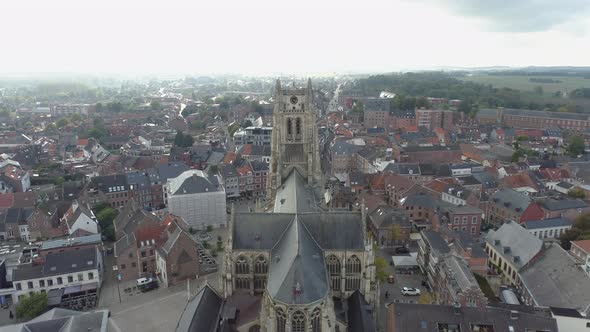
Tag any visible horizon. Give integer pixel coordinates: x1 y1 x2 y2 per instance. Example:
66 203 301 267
3 0 590 75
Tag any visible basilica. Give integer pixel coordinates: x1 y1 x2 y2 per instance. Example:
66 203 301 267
176 80 377 332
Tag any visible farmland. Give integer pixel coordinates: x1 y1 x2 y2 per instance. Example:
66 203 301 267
458 75 590 95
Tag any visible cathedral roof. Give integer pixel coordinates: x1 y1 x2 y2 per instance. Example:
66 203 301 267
273 168 320 213
232 212 364 251
267 215 329 305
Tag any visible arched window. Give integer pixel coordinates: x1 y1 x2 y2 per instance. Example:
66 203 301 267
292 310 305 332
235 255 249 275
287 118 292 136
346 255 361 273
311 307 321 332
248 325 261 332
254 255 267 274
326 255 341 291
345 255 362 291
295 117 301 135
276 308 286 332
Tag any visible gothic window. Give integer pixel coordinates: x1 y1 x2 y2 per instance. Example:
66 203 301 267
326 254 341 291
345 255 362 291
296 117 301 135
254 276 266 290
248 325 261 332
254 255 268 274
346 255 361 273
235 276 250 289
292 310 305 332
276 308 286 332
287 118 293 136
235 255 249 275
311 308 321 332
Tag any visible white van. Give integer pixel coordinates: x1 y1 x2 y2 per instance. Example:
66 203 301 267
136 277 152 286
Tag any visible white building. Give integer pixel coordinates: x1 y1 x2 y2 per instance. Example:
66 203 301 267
522 218 572 240
61 201 99 236
11 247 102 303
165 170 226 230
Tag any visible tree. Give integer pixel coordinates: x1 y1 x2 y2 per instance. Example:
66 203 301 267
560 213 590 249
55 176 65 186
387 225 402 246
568 187 586 199
56 118 69 128
16 292 48 319
534 86 544 95
566 135 585 157
417 292 434 305
458 100 472 114
242 120 253 128
69 113 82 123
95 206 118 242
150 100 162 110
45 123 57 133
174 131 193 148
374 257 388 282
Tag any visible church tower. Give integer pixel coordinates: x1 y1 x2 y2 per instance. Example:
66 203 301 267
267 79 321 198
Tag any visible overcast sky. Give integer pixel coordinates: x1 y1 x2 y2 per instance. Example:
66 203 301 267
2 0 589 75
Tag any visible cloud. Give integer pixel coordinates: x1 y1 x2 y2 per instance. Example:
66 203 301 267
433 0 590 32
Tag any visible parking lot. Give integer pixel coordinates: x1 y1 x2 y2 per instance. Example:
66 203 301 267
376 246 430 329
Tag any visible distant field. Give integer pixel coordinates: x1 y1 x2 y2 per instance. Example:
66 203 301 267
458 75 590 94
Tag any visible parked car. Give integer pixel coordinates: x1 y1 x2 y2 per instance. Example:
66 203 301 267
394 247 410 255
136 277 153 287
401 287 421 296
140 280 159 292
387 275 395 283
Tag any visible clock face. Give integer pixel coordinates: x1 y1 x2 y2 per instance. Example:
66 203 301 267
290 96 298 104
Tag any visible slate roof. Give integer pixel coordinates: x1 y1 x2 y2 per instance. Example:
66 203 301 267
91 174 129 193
156 162 190 182
0 308 109 332
369 206 411 229
13 247 99 281
169 170 221 196
523 218 572 230
485 221 542 269
490 188 532 213
40 234 102 251
537 197 589 211
332 141 363 156
233 212 364 251
347 290 376 332
273 169 320 213
388 302 558 332
267 216 329 305
422 230 450 255
175 284 223 332
520 244 590 312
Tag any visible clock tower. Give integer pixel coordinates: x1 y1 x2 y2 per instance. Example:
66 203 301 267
267 79 321 198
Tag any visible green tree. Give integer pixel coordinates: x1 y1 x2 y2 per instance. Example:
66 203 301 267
566 135 585 157
55 176 65 186
375 257 388 282
56 118 69 128
242 120 253 128
534 86 544 95
69 113 82 123
417 292 434 305
45 123 57 133
16 292 48 320
568 187 586 199
150 100 162 110
560 213 590 249
387 225 402 246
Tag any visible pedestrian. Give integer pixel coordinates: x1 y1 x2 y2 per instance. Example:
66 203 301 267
385 291 389 299
9 310 13 319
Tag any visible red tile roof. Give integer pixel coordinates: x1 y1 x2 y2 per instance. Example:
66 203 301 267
0 194 14 209
573 239 590 254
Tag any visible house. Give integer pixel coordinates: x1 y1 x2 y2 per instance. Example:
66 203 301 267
487 188 544 225
386 302 558 332
368 206 411 247
570 239 590 275
165 170 227 230
519 244 590 315
38 234 103 258
12 247 102 306
536 197 590 221
550 307 590 332
417 231 487 308
85 174 130 208
155 217 200 287
522 217 572 239
60 200 98 236
484 221 543 286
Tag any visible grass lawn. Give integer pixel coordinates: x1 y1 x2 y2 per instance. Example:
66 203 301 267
474 273 500 302
459 75 590 95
